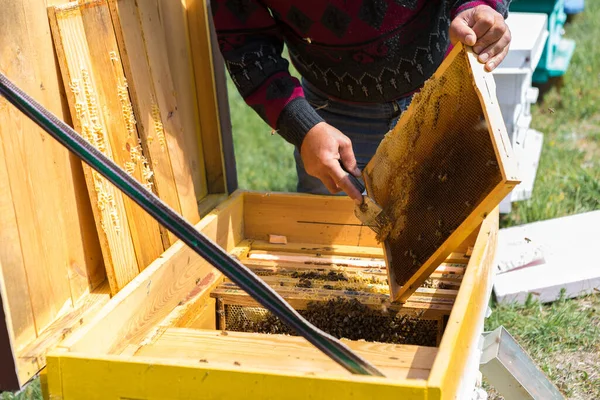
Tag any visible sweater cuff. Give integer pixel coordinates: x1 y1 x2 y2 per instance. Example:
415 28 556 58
276 97 324 148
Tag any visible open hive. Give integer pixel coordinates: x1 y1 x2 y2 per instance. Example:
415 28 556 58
0 0 517 393
210 242 470 347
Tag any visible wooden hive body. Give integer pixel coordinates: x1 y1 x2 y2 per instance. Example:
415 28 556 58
1 1 512 399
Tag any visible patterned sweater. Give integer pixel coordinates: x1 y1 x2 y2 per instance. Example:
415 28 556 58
211 0 509 148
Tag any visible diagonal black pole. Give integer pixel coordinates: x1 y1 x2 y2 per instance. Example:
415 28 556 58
0 72 383 377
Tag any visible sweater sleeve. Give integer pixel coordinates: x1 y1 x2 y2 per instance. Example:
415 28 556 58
451 0 510 19
211 0 323 148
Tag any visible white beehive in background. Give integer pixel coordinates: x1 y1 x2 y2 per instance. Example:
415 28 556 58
493 12 549 213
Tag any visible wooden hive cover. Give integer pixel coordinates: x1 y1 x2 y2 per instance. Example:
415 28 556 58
0 0 236 390
364 43 520 303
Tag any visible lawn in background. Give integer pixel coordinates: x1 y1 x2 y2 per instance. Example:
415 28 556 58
3 2 599 400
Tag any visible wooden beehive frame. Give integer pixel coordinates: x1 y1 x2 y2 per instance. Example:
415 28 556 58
209 243 467 346
44 191 500 400
364 43 519 303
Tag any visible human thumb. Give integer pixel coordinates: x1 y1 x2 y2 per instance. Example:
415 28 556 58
449 10 477 46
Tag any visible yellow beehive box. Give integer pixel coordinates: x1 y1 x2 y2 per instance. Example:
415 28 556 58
0 0 517 399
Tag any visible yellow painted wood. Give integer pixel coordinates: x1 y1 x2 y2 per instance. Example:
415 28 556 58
428 208 499 399
38 192 496 399
47 352 428 400
48 3 141 294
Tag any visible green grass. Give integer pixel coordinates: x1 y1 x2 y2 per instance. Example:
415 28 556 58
3 3 600 400
0 381 41 400
500 5 600 227
484 293 600 399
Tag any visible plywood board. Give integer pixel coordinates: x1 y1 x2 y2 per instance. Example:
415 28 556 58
364 44 519 302
48 2 140 294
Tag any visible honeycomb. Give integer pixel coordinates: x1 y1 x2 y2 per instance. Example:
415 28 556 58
364 45 512 299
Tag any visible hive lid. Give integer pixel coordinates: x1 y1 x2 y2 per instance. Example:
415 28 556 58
364 43 520 303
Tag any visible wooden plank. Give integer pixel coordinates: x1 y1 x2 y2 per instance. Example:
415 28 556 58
363 44 519 302
175 297 217 330
428 209 499 400
46 352 429 400
251 240 385 258
136 328 437 381
60 192 244 355
1 0 105 388
249 251 387 268
1 7 76 336
0 134 36 350
211 285 453 318
187 0 227 194
48 3 140 294
157 0 209 205
77 0 166 267
15 282 111 386
244 192 379 247
107 0 181 244
240 258 465 282
108 0 202 228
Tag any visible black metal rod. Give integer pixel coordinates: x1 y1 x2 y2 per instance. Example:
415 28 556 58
0 72 383 377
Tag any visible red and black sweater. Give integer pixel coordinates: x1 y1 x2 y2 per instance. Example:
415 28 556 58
211 0 509 148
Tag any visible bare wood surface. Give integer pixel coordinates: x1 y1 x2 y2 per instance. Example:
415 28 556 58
187 0 226 193
157 0 208 204
211 284 453 318
78 0 165 268
107 0 181 246
60 193 244 355
16 282 111 383
244 192 379 247
1 0 91 337
0 136 36 350
109 0 203 225
48 3 140 294
135 328 437 381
